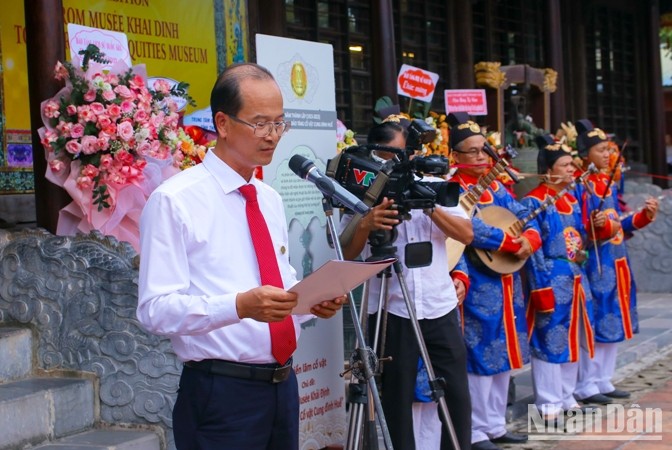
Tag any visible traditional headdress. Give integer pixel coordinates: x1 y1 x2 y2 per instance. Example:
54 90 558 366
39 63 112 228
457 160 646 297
575 119 608 157
535 134 574 174
446 112 484 150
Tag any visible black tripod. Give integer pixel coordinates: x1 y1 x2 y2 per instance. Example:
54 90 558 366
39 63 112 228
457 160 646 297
363 225 462 450
321 198 394 450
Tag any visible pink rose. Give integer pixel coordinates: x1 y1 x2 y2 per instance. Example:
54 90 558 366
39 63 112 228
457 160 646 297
133 110 149 123
120 100 135 114
114 85 133 99
114 150 134 166
44 129 59 143
54 61 69 81
101 123 117 136
129 74 146 90
117 121 135 141
97 114 111 129
78 109 97 124
104 73 119 85
102 90 116 102
153 79 172 94
49 159 66 173
83 89 97 102
80 135 98 155
43 100 60 119
106 104 122 119
136 141 152 156
90 102 105 115
65 140 82 155
165 98 178 112
57 121 73 137
99 154 114 169
66 105 77 116
97 136 110 151
76 175 94 190
81 164 99 178
70 123 85 139
150 113 165 128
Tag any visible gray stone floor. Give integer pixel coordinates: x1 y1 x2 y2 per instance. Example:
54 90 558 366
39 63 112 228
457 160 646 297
369 292 672 449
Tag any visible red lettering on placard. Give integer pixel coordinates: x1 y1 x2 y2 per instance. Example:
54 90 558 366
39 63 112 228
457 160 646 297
398 69 436 99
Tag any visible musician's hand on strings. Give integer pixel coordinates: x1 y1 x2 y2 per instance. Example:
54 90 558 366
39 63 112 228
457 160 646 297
361 197 399 231
454 279 466 305
644 197 659 220
512 235 534 259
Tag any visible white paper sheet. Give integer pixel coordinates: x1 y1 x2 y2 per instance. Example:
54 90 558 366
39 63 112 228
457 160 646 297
290 258 396 314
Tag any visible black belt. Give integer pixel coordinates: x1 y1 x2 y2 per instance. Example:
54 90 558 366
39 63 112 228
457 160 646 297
184 358 293 384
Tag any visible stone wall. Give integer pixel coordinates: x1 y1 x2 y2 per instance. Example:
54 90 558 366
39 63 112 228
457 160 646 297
0 229 179 449
623 182 672 292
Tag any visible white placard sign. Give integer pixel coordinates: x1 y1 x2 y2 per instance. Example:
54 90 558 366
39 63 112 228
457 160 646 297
67 23 132 68
256 34 346 449
445 89 488 115
397 63 439 102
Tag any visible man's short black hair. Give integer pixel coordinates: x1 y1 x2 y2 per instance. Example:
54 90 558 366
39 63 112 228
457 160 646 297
210 63 275 125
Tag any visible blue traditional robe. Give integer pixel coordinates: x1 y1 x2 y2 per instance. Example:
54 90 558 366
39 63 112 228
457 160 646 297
456 173 540 376
576 172 653 343
521 184 595 363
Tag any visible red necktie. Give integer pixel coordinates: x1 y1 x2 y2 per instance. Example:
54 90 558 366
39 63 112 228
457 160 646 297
239 184 296 365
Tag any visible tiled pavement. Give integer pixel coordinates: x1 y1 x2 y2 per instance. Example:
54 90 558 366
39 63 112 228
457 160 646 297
371 292 672 449
493 291 672 449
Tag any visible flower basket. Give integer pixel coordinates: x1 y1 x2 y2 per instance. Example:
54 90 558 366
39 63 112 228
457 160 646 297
38 46 197 251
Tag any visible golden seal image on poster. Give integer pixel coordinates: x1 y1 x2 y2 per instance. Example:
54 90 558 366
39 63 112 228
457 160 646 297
291 62 308 98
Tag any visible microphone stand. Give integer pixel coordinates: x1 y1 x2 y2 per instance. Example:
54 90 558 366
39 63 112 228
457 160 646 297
320 196 393 449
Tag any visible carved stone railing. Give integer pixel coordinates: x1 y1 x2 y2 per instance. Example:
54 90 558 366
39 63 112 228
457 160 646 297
0 229 179 449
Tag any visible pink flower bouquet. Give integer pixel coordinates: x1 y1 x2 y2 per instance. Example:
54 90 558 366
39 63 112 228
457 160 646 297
38 46 196 251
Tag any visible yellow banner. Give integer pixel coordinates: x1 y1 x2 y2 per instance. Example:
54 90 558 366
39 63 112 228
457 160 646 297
1 0 217 132
1 1 30 131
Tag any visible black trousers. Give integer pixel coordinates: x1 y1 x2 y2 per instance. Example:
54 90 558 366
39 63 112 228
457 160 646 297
373 309 472 450
173 364 299 450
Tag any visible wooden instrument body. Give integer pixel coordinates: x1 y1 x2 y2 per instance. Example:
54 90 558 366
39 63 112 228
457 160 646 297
471 205 526 274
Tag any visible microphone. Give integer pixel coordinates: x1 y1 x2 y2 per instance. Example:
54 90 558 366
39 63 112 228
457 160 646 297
288 155 370 215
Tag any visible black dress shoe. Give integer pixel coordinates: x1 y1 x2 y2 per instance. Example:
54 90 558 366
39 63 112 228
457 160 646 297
472 440 502 450
580 393 612 404
604 389 631 399
491 431 528 444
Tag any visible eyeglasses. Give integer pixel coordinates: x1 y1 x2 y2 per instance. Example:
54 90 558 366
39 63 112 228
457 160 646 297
453 147 486 157
228 115 291 137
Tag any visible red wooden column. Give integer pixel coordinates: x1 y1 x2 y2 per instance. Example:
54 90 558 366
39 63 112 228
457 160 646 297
25 0 71 232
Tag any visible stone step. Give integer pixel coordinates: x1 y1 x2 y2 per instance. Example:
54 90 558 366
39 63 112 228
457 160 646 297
30 429 160 450
0 327 32 383
0 377 95 450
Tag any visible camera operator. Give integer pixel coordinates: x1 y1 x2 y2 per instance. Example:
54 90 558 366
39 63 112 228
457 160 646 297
340 118 474 450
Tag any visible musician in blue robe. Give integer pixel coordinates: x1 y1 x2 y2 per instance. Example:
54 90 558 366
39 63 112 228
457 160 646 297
521 134 599 421
572 119 658 404
447 113 541 450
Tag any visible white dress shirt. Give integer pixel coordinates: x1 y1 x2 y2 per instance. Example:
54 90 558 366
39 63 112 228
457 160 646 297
137 151 299 364
340 201 467 320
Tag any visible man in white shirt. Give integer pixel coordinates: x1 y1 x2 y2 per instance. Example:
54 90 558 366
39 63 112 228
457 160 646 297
137 63 344 450
340 120 474 450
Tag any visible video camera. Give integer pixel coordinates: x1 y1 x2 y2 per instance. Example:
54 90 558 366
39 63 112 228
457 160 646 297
326 119 459 219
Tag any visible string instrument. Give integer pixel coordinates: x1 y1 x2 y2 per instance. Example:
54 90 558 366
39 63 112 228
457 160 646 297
445 158 512 271
470 166 596 275
618 195 665 220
